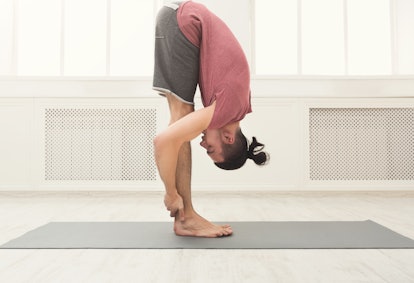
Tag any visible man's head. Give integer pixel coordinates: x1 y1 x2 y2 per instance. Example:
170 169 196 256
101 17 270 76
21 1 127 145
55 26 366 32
200 126 269 170
199 127 232 163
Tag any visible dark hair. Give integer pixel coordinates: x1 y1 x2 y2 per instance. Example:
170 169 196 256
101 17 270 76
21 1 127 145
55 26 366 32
215 129 269 170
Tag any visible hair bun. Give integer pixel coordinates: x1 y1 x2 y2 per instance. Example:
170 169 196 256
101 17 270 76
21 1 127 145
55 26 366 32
247 137 270 165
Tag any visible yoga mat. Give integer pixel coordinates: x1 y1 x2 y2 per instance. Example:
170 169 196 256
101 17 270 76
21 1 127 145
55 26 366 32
2 220 414 249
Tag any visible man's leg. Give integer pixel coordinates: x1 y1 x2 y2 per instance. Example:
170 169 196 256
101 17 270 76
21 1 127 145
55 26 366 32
166 94 195 212
165 94 232 237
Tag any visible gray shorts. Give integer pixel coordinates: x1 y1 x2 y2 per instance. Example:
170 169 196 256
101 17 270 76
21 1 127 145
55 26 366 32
152 2 200 105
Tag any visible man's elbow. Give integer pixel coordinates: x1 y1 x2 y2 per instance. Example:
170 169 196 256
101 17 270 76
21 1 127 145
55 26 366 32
154 132 181 155
153 132 171 152
153 134 163 152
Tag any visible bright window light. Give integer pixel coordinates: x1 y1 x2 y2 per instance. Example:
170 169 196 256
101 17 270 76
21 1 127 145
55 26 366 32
0 0 14 75
110 0 154 76
302 0 345 75
255 0 298 75
17 0 61 76
347 0 392 75
2 0 412 77
397 0 414 74
64 0 107 76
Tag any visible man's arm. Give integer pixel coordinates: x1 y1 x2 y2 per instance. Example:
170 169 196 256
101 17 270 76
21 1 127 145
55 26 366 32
153 103 215 217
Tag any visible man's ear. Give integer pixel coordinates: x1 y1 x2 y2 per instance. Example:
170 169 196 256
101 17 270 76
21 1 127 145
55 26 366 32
223 131 235 144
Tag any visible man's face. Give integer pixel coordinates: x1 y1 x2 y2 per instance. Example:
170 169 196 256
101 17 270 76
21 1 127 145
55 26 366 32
199 129 225 163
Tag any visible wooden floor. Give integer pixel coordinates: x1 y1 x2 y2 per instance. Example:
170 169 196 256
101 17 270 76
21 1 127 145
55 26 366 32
0 191 413 283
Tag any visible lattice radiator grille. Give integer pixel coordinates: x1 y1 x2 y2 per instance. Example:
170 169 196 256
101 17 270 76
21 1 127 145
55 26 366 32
45 108 157 181
309 108 414 180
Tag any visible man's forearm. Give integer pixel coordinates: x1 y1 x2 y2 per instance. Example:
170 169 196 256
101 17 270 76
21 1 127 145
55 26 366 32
153 134 180 196
153 105 214 194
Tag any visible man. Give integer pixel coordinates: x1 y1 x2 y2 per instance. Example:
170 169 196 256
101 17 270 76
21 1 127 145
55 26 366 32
153 1 269 238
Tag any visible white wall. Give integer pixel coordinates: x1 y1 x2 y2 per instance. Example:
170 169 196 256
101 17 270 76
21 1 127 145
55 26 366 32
0 0 414 191
0 78 413 191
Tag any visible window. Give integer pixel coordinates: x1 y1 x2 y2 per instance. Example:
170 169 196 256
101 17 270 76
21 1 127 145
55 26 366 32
17 0 61 76
255 0 298 75
255 0 414 75
397 0 414 74
0 0 155 76
0 0 14 75
1 0 413 77
302 0 345 75
110 0 154 76
64 0 107 76
347 0 391 75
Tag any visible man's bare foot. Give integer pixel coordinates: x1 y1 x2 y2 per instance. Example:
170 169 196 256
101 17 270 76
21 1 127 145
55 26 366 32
174 213 232 238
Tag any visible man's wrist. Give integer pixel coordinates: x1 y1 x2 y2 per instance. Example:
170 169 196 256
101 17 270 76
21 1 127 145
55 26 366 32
165 190 179 197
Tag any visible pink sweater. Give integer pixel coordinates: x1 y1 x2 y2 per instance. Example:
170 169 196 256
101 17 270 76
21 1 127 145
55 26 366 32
177 1 252 129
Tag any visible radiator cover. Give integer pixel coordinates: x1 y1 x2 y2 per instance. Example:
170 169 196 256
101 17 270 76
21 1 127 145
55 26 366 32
309 108 414 180
45 108 157 181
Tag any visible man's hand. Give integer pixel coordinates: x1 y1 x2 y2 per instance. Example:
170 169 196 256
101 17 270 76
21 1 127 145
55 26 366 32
164 192 185 221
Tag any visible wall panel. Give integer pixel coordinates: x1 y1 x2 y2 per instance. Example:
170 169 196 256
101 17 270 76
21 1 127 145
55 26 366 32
0 79 413 191
0 100 33 187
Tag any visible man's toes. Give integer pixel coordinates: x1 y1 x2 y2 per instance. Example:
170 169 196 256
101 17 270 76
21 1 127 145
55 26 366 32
220 227 232 236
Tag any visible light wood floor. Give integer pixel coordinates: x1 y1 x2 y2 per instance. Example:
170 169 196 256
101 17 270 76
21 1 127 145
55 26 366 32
0 191 414 283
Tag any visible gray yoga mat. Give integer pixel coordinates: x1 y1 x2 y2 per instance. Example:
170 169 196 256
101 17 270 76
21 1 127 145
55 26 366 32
2 220 414 249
